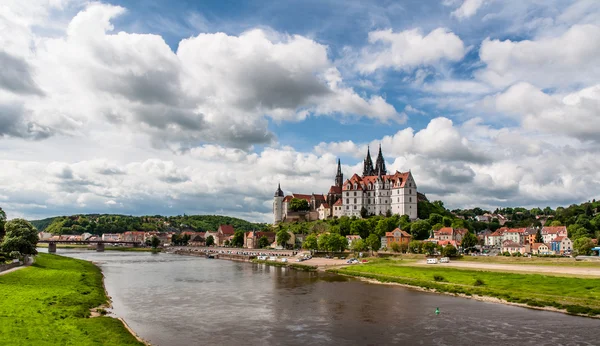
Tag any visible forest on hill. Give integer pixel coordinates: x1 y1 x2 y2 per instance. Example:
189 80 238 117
30 214 267 235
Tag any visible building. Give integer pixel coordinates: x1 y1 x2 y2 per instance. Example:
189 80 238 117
204 231 218 245
503 228 527 244
542 226 568 243
244 231 276 249
433 227 466 244
485 229 504 247
550 236 572 255
102 233 120 242
317 203 331 220
273 147 419 223
216 225 236 246
346 235 361 248
501 240 529 255
385 228 411 248
122 231 145 243
531 243 551 255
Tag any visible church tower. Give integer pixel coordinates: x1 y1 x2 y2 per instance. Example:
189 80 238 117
363 147 374 177
335 159 343 188
273 183 284 224
374 144 387 176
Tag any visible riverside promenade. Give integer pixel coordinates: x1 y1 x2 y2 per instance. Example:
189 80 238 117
166 246 301 262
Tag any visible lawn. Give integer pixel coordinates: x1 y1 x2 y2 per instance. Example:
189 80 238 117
331 259 600 316
455 255 600 267
0 254 144 345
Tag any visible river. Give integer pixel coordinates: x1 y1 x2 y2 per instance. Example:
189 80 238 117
48 249 599 346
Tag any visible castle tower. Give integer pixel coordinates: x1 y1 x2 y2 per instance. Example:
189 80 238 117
363 146 374 176
374 144 387 176
335 159 343 188
273 183 284 224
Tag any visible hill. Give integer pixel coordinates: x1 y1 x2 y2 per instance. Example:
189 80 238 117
30 214 267 235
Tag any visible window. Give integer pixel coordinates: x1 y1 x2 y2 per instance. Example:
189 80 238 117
346 206 349 210
354 206 357 210
346 199 349 204
397 198 399 202
354 198 357 203
409 197 412 202
409 189 411 194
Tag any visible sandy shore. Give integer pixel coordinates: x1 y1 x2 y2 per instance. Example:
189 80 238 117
414 260 600 277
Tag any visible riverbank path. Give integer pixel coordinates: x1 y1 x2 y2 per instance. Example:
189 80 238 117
414 260 600 277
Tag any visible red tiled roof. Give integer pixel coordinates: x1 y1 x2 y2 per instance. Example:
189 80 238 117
386 228 411 237
436 227 454 235
218 224 235 235
312 194 326 200
553 236 565 242
333 199 342 206
342 171 412 191
505 228 527 233
328 186 342 194
283 195 293 202
542 226 567 234
531 243 548 250
502 240 521 247
346 235 361 240
320 203 330 209
437 240 458 247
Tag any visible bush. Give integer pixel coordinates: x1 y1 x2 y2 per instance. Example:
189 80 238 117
502 251 511 256
473 278 485 286
433 275 446 282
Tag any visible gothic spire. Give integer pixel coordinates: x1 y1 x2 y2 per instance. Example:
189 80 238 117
274 183 284 197
363 146 374 176
374 144 387 176
335 158 343 188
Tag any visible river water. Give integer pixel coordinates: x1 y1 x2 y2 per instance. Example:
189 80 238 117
50 249 598 346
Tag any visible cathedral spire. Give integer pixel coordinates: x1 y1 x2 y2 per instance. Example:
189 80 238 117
335 158 344 188
375 144 387 176
274 183 284 197
363 146 374 177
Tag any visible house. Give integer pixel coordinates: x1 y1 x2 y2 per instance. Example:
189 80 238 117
188 232 207 246
485 229 505 247
102 233 120 242
204 231 218 245
216 225 236 246
244 231 276 249
524 228 538 244
37 232 53 240
531 243 552 255
501 240 529 255
542 226 567 243
332 199 344 218
385 228 411 248
317 203 331 220
496 214 508 226
346 235 361 248
550 236 573 255
380 236 387 249
434 227 466 244
476 214 491 222
503 228 527 244
437 240 459 248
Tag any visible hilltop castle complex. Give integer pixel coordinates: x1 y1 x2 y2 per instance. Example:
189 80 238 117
273 146 419 224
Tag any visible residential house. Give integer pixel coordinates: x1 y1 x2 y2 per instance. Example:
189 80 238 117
550 236 573 255
188 232 207 246
524 228 538 245
380 236 387 250
332 199 344 218
244 231 276 249
503 228 527 244
121 231 145 243
317 203 331 220
542 226 567 243
385 228 411 248
346 235 361 248
434 227 467 244
531 243 552 255
485 228 505 247
216 225 236 246
102 233 120 242
501 240 529 255
37 232 53 240
496 214 508 226
475 214 492 222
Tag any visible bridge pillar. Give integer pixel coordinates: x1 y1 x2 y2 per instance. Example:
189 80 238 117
48 242 57 253
96 243 105 252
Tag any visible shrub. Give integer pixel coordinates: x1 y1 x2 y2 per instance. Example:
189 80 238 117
502 251 511 256
433 275 446 282
473 278 485 286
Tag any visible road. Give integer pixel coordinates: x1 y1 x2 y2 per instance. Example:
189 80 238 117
416 260 600 277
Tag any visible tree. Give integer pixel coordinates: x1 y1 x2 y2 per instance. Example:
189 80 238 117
390 242 401 253
573 237 594 256
150 236 160 249
331 234 348 252
428 213 443 225
408 240 422 254
360 207 369 218
351 238 367 255
0 207 6 239
351 219 370 240
258 235 270 249
410 220 431 240
317 233 331 253
303 234 318 253
422 242 437 256
1 219 38 256
224 240 230 246
568 224 592 241
461 231 478 252
549 220 562 227
276 229 291 249
442 244 458 257
206 235 215 247
231 230 245 247
365 233 381 255
534 228 543 243
289 198 310 212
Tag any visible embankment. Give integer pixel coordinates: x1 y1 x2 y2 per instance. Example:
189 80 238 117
0 253 145 345
330 259 600 318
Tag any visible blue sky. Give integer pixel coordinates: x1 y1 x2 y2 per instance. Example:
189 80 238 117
1 0 599 221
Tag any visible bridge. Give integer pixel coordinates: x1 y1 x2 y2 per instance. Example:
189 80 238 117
38 240 142 253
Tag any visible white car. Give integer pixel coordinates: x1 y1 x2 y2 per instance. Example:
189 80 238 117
280 258 288 263
427 258 438 264
269 256 277 261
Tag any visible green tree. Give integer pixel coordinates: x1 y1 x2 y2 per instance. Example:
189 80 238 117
338 216 352 236
331 233 348 252
442 244 458 257
0 207 6 239
276 229 291 249
568 224 592 241
1 219 38 256
258 235 270 248
408 240 422 254
410 220 431 240
428 213 443 225
224 239 230 246
351 238 367 255
289 198 310 212
549 220 562 227
360 207 369 218
206 235 215 247
303 234 318 253
231 230 245 247
365 233 381 255
150 236 160 249
534 228 543 243
573 237 594 256
422 242 437 256
317 233 332 253
461 231 478 252
390 242 401 253
351 219 370 239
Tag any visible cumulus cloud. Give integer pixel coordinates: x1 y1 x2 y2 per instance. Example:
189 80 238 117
451 0 486 20
358 28 466 73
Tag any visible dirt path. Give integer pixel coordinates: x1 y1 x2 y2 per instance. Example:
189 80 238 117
414 260 600 277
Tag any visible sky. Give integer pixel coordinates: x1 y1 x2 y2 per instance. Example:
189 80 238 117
1 0 599 222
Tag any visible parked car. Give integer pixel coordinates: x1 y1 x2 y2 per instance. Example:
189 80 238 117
440 257 449 263
280 258 288 263
269 256 277 261
427 258 438 264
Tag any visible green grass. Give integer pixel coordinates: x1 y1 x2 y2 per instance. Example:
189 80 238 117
331 260 600 316
0 254 144 345
456 255 600 267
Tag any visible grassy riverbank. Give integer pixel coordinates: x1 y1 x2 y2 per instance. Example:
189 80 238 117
0 254 144 345
252 259 317 271
330 259 600 317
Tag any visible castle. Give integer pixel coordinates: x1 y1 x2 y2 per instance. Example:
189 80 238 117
273 146 418 223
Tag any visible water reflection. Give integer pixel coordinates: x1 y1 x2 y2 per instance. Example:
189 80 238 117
51 249 599 346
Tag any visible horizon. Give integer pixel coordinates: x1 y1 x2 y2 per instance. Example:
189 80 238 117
1 0 599 223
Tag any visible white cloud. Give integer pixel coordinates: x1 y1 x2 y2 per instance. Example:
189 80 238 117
358 28 466 73
451 0 487 20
